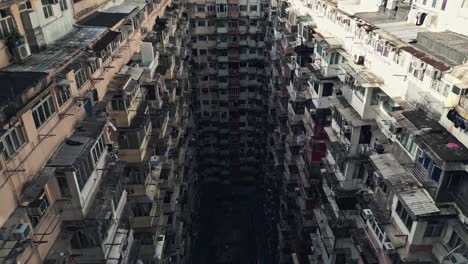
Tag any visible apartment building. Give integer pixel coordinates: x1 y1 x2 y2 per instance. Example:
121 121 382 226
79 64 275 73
187 0 274 261
267 0 468 263
0 0 194 261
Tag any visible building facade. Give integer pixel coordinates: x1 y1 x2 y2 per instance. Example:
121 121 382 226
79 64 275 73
0 0 194 262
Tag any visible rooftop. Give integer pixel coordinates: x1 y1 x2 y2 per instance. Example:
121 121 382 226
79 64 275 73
78 12 129 28
397 188 439 217
330 96 375 127
48 119 106 167
402 110 468 163
3 27 106 73
370 154 420 191
414 31 468 66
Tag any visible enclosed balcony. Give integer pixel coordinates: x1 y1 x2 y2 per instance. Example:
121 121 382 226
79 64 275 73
117 103 153 162
107 69 146 128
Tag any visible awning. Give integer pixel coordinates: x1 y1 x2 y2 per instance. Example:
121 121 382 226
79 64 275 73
397 188 439 218
20 167 56 204
92 30 121 53
339 63 383 88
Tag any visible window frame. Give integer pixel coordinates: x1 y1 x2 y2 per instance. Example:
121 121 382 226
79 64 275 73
1 122 27 160
32 94 57 128
74 65 88 89
41 0 54 19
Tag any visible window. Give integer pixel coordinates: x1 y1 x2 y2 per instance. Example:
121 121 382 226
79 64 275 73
249 5 257 11
250 19 257 26
448 231 465 251
59 0 68 11
90 133 105 165
207 5 215 12
32 95 56 128
395 201 413 231
228 4 238 11
111 98 126 110
207 20 215 26
463 0 468 8
88 58 99 74
18 1 32 12
424 222 443 237
431 165 442 182
100 49 109 62
197 20 206 27
216 4 226 12
28 191 49 227
56 85 71 107
74 66 88 89
1 123 27 159
239 5 247 11
197 5 204 12
71 231 97 249
41 0 54 19
132 203 152 216
0 9 16 39
432 0 437 8
56 174 71 197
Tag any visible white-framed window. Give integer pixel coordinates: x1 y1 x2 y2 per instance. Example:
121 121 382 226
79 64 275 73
18 1 32 12
88 58 99 74
32 94 56 128
249 5 257 11
90 133 105 165
56 85 71 107
59 0 68 11
41 0 54 19
216 4 226 12
100 49 109 62
0 9 16 39
74 65 88 89
207 5 215 12
1 122 27 159
197 5 204 12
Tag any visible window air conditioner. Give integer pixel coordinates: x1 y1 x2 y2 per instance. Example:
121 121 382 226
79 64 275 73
361 209 373 220
28 198 48 216
376 92 389 102
12 43 31 61
10 224 31 241
383 242 395 254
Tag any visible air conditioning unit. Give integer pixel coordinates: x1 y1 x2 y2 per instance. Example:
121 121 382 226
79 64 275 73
376 92 389 102
10 224 31 241
12 43 31 61
343 125 351 134
362 209 374 220
411 61 420 69
389 123 402 134
27 198 48 216
383 242 395 254
355 55 365 65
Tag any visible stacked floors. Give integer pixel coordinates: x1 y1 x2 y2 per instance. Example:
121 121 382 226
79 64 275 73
266 0 468 264
187 0 273 262
0 0 194 262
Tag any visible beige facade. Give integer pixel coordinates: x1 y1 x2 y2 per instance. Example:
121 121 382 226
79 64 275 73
0 0 184 261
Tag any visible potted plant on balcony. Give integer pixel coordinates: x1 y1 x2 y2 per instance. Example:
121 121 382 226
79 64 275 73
6 28 25 49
